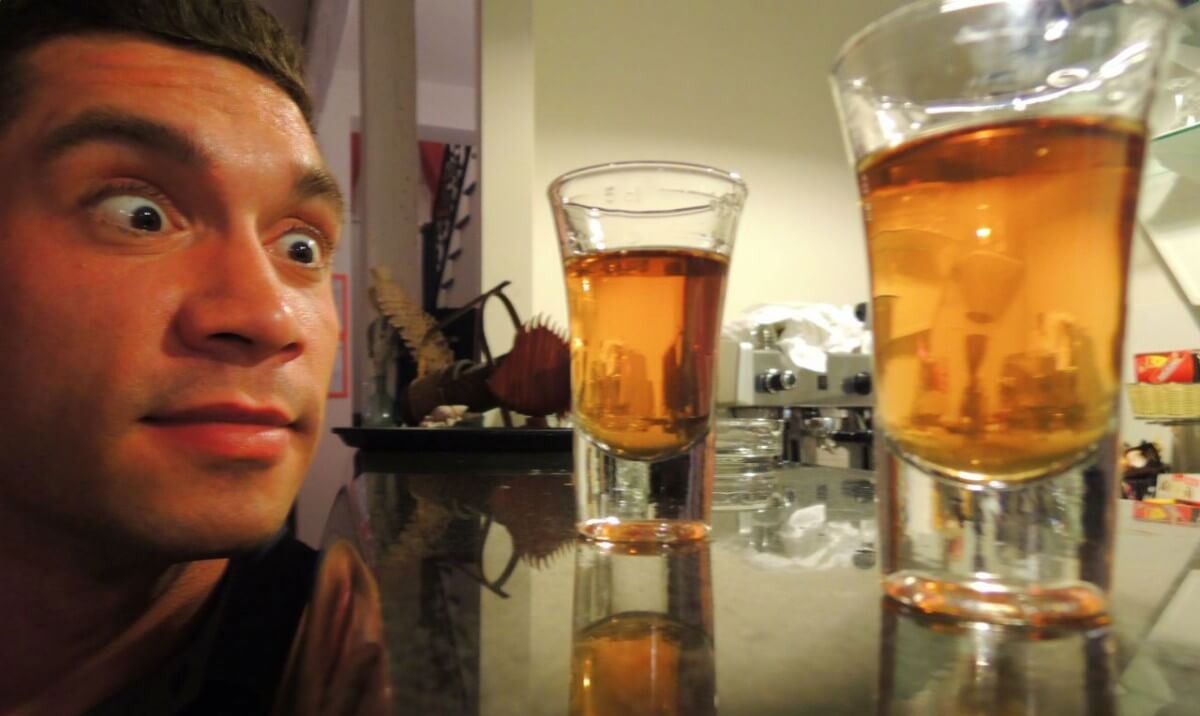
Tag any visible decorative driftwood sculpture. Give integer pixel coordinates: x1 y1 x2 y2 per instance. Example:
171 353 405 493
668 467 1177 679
367 266 453 377
367 267 570 426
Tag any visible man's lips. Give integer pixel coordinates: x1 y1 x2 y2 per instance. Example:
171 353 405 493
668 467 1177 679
145 404 295 427
141 403 297 462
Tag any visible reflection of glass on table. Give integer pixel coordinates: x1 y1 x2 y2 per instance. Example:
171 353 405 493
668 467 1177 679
569 540 715 716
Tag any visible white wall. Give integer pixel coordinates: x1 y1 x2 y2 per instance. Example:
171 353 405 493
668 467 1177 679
416 0 479 144
527 0 909 331
297 0 362 546
481 0 536 355
418 80 477 143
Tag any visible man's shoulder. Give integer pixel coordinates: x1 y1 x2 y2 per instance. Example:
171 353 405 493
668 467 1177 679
209 536 318 640
185 536 319 714
87 536 319 716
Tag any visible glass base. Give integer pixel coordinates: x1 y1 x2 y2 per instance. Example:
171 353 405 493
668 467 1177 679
579 519 710 542
879 597 1116 714
878 432 1117 626
883 572 1109 627
575 430 713 543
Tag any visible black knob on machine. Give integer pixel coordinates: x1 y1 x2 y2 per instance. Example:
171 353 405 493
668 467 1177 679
844 371 872 396
770 370 797 392
757 369 797 394
854 302 868 324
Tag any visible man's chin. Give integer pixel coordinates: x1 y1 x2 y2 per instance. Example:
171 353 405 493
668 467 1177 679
88 447 309 561
175 523 293 560
104 505 297 564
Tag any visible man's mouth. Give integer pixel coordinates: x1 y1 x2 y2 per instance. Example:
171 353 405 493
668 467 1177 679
141 403 298 462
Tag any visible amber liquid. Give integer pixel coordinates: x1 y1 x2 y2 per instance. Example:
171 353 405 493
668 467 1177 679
569 612 716 716
860 116 1144 480
565 248 729 460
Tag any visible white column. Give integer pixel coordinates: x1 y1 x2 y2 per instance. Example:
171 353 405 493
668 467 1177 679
358 0 421 416
296 0 362 544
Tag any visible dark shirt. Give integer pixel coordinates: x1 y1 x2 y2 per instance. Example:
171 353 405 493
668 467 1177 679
84 536 317 715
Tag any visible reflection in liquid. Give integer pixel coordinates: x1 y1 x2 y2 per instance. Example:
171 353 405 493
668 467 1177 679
864 118 1140 480
570 540 716 716
879 601 1115 715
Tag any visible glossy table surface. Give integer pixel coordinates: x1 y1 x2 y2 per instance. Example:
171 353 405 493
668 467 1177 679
314 450 1200 715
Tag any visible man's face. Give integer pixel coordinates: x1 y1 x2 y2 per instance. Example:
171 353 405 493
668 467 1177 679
0 35 342 560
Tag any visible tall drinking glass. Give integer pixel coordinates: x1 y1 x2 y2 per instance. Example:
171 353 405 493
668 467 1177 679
549 162 747 542
831 0 1178 624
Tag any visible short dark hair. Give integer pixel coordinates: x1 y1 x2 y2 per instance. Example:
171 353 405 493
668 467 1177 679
0 0 312 136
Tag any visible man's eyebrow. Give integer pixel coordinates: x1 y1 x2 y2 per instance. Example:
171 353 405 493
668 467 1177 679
35 108 206 165
37 108 344 222
293 167 346 224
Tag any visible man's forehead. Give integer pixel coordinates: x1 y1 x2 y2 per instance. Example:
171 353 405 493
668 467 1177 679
0 34 342 221
30 34 265 94
19 34 315 156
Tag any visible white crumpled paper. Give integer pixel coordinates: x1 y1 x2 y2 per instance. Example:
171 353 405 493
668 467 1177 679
778 504 874 569
732 503 877 571
722 303 870 373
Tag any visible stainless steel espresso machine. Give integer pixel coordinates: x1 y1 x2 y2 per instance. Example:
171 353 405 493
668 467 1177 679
715 304 875 470
711 304 878 567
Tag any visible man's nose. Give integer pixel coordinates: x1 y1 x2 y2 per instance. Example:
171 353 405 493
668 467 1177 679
175 231 305 366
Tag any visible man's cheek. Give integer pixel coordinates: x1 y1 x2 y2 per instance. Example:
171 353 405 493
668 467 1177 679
314 308 340 373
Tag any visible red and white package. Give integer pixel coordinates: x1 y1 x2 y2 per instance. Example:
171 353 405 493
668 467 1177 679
1135 351 1199 384
1157 473 1200 504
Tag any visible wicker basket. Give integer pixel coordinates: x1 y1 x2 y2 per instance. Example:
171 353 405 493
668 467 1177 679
1128 383 1200 420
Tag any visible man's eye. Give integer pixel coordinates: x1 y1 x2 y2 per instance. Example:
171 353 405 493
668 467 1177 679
95 195 168 233
274 231 325 267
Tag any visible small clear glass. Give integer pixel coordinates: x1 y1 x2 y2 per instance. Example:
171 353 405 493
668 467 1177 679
713 417 784 509
549 162 747 542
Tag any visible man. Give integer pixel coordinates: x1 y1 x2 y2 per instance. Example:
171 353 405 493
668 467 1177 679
0 1 345 712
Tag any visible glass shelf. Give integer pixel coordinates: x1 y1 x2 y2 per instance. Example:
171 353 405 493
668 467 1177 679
1150 118 1200 175
1154 118 1200 143
1140 118 1200 308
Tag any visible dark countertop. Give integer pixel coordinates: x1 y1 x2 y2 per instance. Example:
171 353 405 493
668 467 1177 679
315 452 1200 715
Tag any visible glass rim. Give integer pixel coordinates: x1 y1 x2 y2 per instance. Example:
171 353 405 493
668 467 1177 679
547 160 748 212
830 0 1180 78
